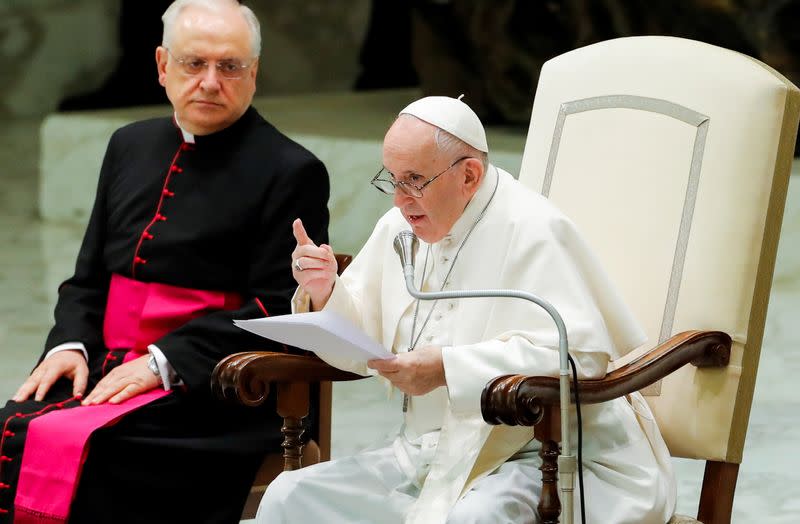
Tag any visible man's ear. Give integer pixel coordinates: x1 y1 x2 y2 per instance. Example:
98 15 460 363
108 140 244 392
155 47 168 87
249 57 259 79
462 157 484 195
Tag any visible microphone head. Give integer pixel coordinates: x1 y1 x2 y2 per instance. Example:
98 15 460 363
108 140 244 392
393 230 419 269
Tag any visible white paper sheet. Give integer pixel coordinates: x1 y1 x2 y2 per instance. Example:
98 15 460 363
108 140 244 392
234 311 395 362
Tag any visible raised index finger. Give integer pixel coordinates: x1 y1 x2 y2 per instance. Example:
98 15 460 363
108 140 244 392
292 218 315 247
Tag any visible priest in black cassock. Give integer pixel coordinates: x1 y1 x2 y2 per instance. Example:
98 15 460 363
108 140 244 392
0 1 329 523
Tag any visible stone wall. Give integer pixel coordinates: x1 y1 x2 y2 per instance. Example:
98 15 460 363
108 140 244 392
0 1 120 116
0 1 371 117
253 1 370 95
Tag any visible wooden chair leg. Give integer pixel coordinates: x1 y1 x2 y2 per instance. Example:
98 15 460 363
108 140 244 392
276 381 310 470
539 438 561 524
240 383 319 521
536 406 562 524
697 461 739 524
317 381 333 461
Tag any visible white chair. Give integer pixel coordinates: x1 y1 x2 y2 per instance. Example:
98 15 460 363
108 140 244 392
482 36 799 523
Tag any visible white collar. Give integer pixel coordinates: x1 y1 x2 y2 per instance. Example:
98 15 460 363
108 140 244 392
173 113 196 144
440 163 498 246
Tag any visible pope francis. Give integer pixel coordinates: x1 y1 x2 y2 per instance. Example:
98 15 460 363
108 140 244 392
256 96 677 523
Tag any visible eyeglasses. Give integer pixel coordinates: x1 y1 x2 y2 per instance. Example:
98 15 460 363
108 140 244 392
166 48 255 80
371 156 473 198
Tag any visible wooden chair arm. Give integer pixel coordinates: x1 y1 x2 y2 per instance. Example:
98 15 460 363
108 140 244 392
212 351 364 407
212 252 357 408
210 253 360 484
480 329 732 524
481 329 731 426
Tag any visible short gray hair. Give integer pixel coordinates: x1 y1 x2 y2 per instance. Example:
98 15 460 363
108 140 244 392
162 0 262 57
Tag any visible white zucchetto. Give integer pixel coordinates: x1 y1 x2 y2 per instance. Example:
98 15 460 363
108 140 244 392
399 95 489 153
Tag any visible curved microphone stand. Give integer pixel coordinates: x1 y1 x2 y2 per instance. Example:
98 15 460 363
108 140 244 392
394 230 576 524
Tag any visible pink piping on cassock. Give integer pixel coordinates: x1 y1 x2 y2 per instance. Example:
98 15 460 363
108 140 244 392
131 141 193 278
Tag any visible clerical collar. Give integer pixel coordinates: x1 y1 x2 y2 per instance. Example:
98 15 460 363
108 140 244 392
173 114 196 144
438 163 499 246
171 106 257 146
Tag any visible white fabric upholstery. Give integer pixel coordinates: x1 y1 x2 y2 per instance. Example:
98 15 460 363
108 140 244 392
518 36 799 462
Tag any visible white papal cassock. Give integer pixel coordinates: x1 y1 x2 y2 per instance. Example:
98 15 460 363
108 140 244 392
257 165 676 524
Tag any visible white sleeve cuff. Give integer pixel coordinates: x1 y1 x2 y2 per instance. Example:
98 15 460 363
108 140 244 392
46 342 88 361
291 286 312 313
147 344 182 391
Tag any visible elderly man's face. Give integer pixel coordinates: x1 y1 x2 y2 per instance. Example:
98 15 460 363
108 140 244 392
383 117 483 243
155 5 257 136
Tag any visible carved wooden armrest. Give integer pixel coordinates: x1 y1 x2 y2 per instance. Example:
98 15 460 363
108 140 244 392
212 351 364 470
212 351 363 407
480 329 731 524
211 254 359 473
481 329 731 425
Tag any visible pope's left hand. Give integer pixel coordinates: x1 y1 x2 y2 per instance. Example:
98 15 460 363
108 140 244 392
368 345 446 396
82 355 161 405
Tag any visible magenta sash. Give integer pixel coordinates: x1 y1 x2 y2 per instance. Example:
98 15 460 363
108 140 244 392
14 274 242 523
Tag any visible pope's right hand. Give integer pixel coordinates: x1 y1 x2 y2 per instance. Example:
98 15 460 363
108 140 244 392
13 350 88 402
292 218 337 311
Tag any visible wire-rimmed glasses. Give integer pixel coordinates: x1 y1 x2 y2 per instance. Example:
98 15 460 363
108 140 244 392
165 48 256 80
371 156 473 198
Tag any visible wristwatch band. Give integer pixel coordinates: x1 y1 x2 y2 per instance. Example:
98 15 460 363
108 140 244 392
147 354 163 383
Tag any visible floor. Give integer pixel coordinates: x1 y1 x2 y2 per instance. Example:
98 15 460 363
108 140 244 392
1 117 798 522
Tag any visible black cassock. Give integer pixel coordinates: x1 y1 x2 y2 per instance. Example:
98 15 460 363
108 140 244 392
0 106 329 523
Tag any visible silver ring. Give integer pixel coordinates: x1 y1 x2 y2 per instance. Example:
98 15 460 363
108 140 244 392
294 258 304 272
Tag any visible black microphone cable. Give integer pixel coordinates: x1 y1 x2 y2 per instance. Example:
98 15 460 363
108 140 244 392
568 354 586 524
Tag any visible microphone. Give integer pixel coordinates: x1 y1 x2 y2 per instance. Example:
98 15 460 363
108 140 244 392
392 230 577 524
392 230 419 282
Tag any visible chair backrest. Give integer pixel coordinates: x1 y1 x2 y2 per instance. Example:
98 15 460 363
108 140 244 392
517 36 799 464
